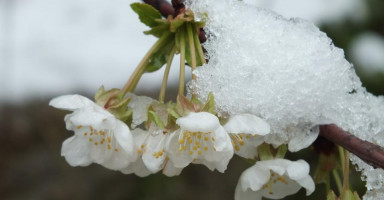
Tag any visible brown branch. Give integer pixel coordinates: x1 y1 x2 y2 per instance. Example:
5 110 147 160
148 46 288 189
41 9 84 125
171 0 185 16
143 0 207 43
143 0 175 18
143 0 384 170
320 124 384 169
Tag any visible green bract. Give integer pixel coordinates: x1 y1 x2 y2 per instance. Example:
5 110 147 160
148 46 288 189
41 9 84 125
95 86 132 123
130 3 205 73
130 3 162 28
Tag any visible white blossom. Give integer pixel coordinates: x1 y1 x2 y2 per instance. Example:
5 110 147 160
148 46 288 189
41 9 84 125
166 112 234 172
121 128 183 177
235 159 315 200
120 128 152 177
224 114 270 159
126 93 155 128
49 94 137 170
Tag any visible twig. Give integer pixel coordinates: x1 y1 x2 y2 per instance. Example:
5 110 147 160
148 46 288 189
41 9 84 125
171 0 185 16
143 0 174 17
143 0 207 43
320 124 384 169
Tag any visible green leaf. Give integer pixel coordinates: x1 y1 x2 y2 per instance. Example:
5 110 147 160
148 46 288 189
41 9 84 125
167 108 180 119
176 94 195 116
201 92 215 114
130 3 162 28
327 190 337 200
147 110 165 129
144 24 170 38
145 38 175 72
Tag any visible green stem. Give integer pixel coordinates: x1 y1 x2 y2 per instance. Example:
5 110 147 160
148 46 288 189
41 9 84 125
275 144 287 158
258 143 273 161
187 23 197 79
121 32 172 95
193 25 206 64
178 26 186 96
338 146 345 174
343 150 350 190
325 174 331 194
159 46 177 103
187 23 197 99
332 169 343 195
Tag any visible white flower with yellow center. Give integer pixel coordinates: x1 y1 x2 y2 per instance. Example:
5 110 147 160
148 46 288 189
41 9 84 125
121 128 183 177
224 114 271 159
166 112 234 172
49 94 137 170
235 159 315 200
120 128 152 177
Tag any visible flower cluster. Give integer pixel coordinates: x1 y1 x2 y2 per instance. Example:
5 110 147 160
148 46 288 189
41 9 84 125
49 1 370 199
50 91 315 199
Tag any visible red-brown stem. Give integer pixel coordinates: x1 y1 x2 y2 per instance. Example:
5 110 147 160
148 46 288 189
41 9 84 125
320 124 384 169
143 0 207 43
143 0 175 17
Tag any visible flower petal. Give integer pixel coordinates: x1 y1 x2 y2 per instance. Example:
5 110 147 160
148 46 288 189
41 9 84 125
176 112 220 132
127 93 155 128
120 158 152 177
286 159 310 180
233 134 264 159
67 109 114 130
61 136 92 167
240 164 270 192
296 175 315 196
142 133 167 173
224 114 270 135
114 120 135 157
235 185 263 200
262 175 302 199
256 159 291 176
165 131 194 168
213 126 233 152
49 94 94 111
162 160 183 177
102 148 132 170
288 126 319 152
234 144 258 159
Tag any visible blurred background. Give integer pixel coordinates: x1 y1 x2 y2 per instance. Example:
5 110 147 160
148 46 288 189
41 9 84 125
0 0 383 199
